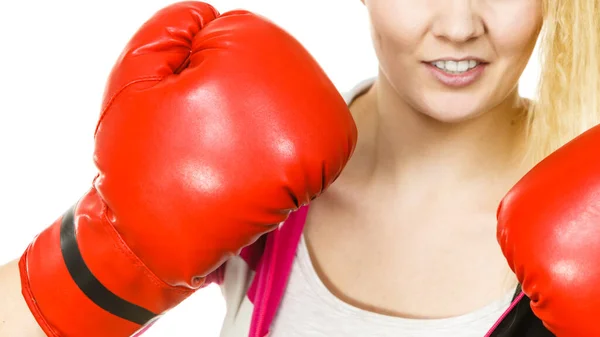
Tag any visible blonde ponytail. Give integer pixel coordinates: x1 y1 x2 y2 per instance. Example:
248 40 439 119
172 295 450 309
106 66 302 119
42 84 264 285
525 0 600 164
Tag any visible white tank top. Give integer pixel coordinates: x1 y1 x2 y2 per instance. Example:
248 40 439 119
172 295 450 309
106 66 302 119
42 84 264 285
269 235 513 337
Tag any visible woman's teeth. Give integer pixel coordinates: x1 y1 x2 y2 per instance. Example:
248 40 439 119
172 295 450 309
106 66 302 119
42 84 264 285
432 60 480 74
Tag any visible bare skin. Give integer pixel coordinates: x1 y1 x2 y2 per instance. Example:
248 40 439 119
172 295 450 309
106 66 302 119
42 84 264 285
0 259 45 337
304 79 529 319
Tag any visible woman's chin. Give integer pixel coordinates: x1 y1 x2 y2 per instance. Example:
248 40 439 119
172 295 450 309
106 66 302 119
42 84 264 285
419 106 486 124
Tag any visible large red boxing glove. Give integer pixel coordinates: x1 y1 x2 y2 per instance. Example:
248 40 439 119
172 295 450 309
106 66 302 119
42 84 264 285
497 125 600 336
19 2 357 336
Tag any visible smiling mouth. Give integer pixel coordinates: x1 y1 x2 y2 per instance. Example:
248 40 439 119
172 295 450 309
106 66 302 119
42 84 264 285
429 60 485 75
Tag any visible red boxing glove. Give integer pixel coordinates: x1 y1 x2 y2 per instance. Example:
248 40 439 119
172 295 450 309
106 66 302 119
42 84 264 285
19 2 357 336
497 125 600 336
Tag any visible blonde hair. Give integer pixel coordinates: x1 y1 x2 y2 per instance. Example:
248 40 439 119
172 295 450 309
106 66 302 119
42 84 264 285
525 0 600 164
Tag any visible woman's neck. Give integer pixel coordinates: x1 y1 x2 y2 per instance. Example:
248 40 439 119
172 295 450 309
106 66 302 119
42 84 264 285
349 75 530 191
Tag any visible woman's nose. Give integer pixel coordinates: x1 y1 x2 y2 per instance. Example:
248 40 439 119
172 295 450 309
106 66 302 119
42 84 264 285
431 0 485 43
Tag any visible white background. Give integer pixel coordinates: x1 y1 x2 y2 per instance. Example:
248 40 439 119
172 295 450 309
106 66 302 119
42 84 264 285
0 1 541 336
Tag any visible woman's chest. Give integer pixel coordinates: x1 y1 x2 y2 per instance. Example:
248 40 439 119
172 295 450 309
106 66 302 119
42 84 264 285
302 200 517 320
268 234 511 337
